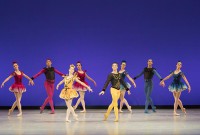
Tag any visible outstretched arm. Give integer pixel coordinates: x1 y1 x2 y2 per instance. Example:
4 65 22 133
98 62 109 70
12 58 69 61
181 74 191 92
153 69 162 80
56 78 65 90
23 73 34 85
31 69 45 80
54 68 65 77
75 78 92 92
133 70 144 80
126 74 136 88
160 72 173 87
85 73 96 86
1 75 13 88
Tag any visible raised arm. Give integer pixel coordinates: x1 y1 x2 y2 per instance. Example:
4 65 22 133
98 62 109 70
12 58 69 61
181 73 191 92
31 69 45 80
133 70 144 80
56 78 65 90
1 75 13 88
153 69 162 80
54 68 65 77
85 73 96 86
23 73 34 85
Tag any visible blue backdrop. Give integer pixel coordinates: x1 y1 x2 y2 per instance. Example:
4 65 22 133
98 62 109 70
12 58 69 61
0 0 199 106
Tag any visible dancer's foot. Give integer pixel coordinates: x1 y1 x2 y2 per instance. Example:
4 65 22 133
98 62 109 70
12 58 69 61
173 112 180 116
66 119 71 122
73 114 79 121
128 106 132 113
50 111 55 114
8 109 13 116
40 107 44 114
80 110 86 113
182 108 186 114
144 110 149 114
114 119 118 122
73 106 77 110
152 106 156 112
119 109 123 113
103 114 108 121
17 112 22 117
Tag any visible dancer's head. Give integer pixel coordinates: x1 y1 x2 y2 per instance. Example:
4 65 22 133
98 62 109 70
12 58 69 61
76 61 82 70
176 61 182 69
112 62 118 71
12 61 19 70
147 59 153 67
46 59 52 67
121 60 127 70
69 64 75 74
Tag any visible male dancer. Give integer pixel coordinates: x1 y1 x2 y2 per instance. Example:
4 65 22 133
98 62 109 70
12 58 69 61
31 59 65 114
133 59 163 113
99 62 130 122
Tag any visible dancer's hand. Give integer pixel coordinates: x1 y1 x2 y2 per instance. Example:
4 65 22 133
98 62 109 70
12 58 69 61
160 81 165 87
133 83 136 88
88 87 93 92
1 83 4 88
56 85 59 90
99 91 105 96
188 86 191 93
93 81 97 87
127 90 131 95
29 80 34 86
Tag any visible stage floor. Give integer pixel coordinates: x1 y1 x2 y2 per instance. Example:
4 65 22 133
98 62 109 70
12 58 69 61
0 109 200 135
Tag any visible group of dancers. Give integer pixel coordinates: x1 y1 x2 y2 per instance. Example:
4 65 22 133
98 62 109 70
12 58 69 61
0 59 191 122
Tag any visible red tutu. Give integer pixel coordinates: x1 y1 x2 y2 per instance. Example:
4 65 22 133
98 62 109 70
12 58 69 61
9 71 26 93
73 70 89 91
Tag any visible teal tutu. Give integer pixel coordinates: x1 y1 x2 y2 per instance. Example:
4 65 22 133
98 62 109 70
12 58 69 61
120 82 131 90
168 82 187 92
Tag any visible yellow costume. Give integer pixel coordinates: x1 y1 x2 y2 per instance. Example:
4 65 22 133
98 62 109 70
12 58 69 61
59 76 79 100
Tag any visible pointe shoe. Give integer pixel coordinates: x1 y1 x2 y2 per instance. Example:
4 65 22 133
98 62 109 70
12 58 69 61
119 109 123 113
174 112 180 116
182 108 186 114
80 110 86 113
73 114 79 121
66 119 71 122
128 106 132 113
40 107 44 114
103 114 108 121
8 109 13 116
17 112 22 117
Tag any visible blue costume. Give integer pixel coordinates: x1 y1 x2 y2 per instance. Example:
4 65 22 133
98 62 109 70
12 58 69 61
119 71 131 90
168 71 187 92
134 67 162 113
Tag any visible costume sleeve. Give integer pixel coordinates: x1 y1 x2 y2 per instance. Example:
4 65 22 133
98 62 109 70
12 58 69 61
133 69 144 80
32 69 45 80
54 68 65 76
102 74 112 92
153 69 162 80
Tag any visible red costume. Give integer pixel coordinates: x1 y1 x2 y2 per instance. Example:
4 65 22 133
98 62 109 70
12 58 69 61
73 70 88 91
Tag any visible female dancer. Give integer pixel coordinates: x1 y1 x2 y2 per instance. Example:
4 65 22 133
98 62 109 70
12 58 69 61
1 62 34 116
99 62 131 122
56 64 92 122
160 61 191 116
73 61 96 113
119 60 136 113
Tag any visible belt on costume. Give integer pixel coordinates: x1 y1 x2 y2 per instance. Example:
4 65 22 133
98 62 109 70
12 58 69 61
46 79 55 83
111 87 120 90
144 79 152 82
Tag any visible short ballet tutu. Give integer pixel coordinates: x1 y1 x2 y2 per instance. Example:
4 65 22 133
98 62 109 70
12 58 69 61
9 84 26 93
168 82 187 92
73 81 89 91
59 88 79 100
120 82 131 90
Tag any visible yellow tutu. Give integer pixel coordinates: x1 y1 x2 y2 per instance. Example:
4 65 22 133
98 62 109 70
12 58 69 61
59 88 79 100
